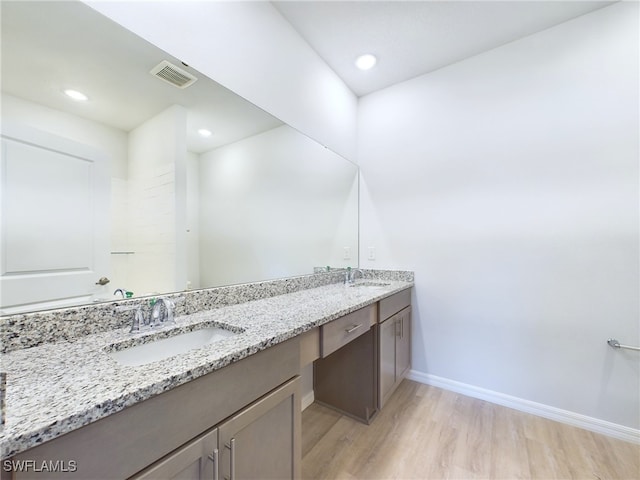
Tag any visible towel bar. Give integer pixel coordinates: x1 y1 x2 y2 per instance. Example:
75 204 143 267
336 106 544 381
607 338 640 351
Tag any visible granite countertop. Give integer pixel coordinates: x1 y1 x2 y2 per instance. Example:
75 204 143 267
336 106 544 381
0 280 412 459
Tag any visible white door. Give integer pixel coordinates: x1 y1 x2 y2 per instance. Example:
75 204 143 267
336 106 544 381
0 124 110 314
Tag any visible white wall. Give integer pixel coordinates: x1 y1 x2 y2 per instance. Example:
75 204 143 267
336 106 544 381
127 105 188 295
186 151 201 290
84 1 358 162
199 125 358 287
359 2 639 431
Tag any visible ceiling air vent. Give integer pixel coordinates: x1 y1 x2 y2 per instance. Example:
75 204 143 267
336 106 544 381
150 60 198 89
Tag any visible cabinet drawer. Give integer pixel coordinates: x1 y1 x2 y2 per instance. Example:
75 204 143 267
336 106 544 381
379 288 411 321
321 304 376 357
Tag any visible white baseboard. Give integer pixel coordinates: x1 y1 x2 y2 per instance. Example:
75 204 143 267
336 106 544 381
301 390 315 411
407 370 640 445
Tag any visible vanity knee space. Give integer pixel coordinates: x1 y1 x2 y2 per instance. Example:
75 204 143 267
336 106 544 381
302 287 412 424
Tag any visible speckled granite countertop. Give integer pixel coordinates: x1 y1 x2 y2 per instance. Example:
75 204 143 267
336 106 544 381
0 279 412 459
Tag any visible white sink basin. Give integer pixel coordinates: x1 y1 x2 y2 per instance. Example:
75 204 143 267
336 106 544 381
109 326 238 367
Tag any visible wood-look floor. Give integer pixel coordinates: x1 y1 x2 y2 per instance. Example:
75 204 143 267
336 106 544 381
302 380 639 480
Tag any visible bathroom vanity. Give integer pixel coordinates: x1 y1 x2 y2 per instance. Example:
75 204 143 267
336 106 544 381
0 272 413 479
314 288 412 423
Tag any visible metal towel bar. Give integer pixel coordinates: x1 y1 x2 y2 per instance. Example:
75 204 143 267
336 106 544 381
607 338 640 352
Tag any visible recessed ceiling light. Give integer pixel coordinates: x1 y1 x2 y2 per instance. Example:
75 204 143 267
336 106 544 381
355 54 377 71
198 128 213 138
63 89 88 101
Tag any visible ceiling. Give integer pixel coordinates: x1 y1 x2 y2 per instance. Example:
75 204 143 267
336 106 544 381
1 0 616 144
273 1 615 97
1 1 281 153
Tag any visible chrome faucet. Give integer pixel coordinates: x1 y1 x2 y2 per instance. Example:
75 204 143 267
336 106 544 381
345 268 366 284
114 288 126 298
350 268 365 283
121 297 176 333
150 298 176 327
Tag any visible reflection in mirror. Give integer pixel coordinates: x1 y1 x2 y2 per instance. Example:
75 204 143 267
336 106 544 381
0 1 358 315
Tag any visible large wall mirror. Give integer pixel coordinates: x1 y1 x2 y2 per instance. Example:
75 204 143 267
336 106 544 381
0 1 359 315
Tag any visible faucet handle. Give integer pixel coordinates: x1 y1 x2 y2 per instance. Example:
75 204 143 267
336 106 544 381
129 307 145 333
150 297 176 326
164 298 176 325
150 299 163 327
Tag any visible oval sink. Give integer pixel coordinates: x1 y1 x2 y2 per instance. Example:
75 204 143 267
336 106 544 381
109 326 238 367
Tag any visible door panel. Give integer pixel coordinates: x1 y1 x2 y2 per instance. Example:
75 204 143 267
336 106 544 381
218 377 300 480
0 124 109 313
379 315 396 407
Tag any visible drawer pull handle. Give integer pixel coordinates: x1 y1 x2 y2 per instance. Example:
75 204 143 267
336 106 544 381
225 438 236 480
208 448 219 480
345 324 362 334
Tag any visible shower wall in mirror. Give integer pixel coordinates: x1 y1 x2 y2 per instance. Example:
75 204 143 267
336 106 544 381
0 1 358 314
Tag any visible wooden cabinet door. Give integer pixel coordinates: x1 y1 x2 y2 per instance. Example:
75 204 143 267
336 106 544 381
379 314 397 407
395 307 411 381
218 377 300 480
132 427 218 480
379 306 412 409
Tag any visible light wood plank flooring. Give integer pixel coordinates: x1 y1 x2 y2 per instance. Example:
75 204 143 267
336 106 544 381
302 380 639 480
